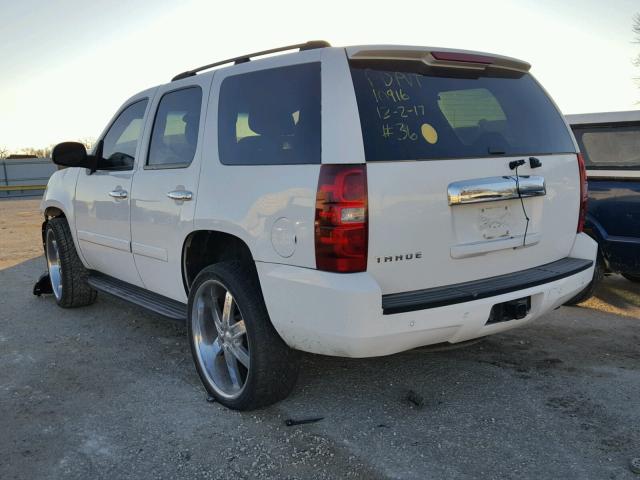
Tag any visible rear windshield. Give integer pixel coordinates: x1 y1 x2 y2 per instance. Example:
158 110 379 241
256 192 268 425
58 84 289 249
571 122 640 169
349 62 576 161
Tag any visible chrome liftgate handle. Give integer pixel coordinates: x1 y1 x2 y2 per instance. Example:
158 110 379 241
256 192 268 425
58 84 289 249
447 176 546 206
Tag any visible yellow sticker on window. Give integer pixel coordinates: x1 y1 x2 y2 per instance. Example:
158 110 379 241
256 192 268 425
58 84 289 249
421 123 438 144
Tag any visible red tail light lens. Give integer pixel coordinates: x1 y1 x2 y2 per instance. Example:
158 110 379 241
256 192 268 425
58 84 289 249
431 51 494 64
577 153 588 233
315 164 368 273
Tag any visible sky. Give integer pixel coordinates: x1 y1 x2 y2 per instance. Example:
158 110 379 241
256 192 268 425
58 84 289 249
0 0 638 152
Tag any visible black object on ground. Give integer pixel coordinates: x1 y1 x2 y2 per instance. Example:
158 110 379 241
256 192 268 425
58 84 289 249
285 417 324 427
405 390 425 409
33 271 52 296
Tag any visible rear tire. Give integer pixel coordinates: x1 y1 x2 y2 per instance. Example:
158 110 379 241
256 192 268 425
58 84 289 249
564 251 604 306
187 261 300 410
622 273 640 283
45 218 97 308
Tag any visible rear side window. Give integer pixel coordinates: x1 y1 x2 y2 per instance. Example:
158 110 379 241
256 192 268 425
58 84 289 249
218 63 321 165
101 99 148 170
349 63 576 161
572 123 640 169
147 87 202 168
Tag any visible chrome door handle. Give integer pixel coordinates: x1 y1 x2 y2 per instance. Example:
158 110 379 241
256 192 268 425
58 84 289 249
108 189 128 199
167 190 193 201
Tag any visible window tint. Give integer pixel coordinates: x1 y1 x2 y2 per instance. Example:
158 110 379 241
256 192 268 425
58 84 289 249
101 99 148 170
349 63 576 161
218 63 321 165
572 123 640 169
147 87 202 167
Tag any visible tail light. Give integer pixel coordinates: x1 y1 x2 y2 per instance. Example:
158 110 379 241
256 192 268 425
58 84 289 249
315 164 368 272
577 153 588 233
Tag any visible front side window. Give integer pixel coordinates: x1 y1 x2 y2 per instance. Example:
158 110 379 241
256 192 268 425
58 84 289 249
100 99 148 170
218 63 321 165
349 62 576 161
147 87 203 167
572 123 640 169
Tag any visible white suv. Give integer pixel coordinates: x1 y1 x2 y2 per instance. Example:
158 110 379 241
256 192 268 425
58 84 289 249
39 42 597 410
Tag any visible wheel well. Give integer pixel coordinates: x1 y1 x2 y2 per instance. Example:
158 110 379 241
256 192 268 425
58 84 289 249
44 207 65 219
42 207 66 244
182 231 255 293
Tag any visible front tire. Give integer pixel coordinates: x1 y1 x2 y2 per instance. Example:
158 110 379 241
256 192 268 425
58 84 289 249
45 218 97 308
187 262 300 410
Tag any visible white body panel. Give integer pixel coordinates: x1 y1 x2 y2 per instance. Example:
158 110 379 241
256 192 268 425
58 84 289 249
74 169 142 285
41 167 85 262
366 154 580 294
565 110 640 126
257 233 596 357
129 76 212 302
41 44 598 358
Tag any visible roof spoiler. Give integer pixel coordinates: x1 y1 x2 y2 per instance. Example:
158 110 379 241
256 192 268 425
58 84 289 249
348 48 531 73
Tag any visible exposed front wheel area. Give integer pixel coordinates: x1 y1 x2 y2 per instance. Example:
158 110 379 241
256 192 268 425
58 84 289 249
44 218 97 308
187 262 300 410
45 228 63 301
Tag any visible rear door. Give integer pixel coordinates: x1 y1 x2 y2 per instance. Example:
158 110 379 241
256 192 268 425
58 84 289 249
346 48 580 295
130 78 209 302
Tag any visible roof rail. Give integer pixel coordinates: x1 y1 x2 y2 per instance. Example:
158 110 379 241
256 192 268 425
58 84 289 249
171 40 331 81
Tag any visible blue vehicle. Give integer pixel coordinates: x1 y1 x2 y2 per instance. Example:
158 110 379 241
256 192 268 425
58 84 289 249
565 111 640 303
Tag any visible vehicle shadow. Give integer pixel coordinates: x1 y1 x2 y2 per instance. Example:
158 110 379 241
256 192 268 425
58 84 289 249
582 273 640 317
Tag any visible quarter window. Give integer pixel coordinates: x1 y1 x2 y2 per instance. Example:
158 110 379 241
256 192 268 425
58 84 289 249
147 87 203 167
100 99 148 170
218 63 321 165
572 123 640 169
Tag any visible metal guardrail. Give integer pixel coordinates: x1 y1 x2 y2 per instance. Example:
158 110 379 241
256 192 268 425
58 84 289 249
0 158 56 198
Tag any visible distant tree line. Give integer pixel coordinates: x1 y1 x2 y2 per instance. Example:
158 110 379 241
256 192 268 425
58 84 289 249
0 138 95 160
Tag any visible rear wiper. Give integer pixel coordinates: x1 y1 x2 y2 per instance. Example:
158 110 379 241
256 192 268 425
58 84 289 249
488 146 506 155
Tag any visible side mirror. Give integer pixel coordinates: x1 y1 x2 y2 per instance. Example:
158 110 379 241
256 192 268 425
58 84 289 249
51 142 98 171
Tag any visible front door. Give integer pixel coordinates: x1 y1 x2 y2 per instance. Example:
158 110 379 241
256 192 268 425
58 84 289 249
74 98 150 286
130 82 207 302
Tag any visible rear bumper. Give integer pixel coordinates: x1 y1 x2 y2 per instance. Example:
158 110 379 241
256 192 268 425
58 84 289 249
257 233 597 358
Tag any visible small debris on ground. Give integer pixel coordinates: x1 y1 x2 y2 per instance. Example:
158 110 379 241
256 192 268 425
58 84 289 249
405 390 425 409
285 417 324 427
206 395 216 403
630 457 640 474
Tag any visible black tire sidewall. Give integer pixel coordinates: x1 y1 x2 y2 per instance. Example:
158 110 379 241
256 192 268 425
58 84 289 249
186 262 299 410
45 218 96 308
622 273 640 283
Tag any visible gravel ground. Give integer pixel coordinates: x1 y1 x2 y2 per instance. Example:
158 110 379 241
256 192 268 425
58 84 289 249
1 198 639 479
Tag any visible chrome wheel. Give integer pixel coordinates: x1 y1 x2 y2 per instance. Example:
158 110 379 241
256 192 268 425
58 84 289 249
191 280 250 400
45 228 63 301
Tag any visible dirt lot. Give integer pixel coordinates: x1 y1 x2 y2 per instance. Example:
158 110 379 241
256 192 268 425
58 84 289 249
1 198 639 479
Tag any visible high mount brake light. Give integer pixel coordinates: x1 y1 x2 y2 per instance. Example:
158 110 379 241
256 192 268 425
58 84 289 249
431 51 494 64
577 153 588 233
314 164 368 273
